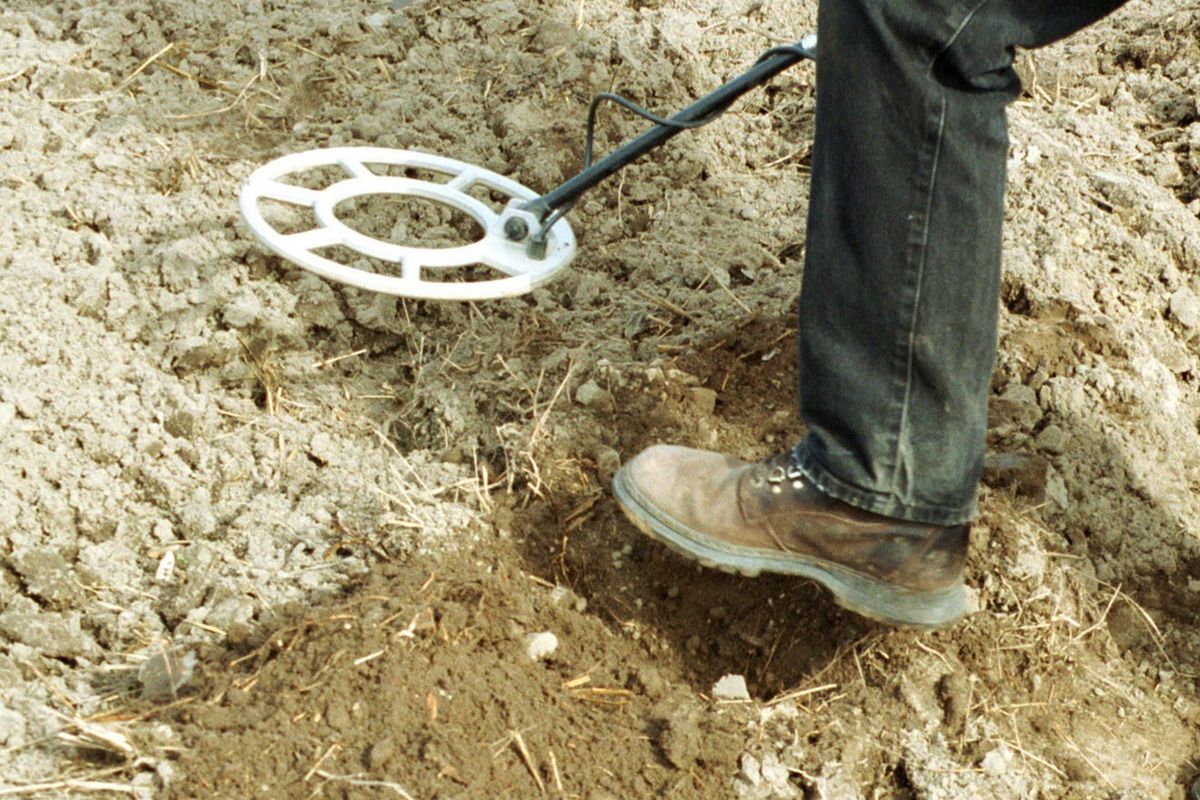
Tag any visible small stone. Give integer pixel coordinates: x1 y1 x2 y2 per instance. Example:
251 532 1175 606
1034 424 1068 454
624 311 650 339
980 742 1014 776
1107 604 1153 652
992 383 1043 430
712 673 751 701
1045 468 1069 510
981 451 1049 499
688 387 718 416
759 752 791 790
595 447 621 479
574 380 612 408
207 596 255 631
657 703 702 768
525 631 559 661
221 289 262 328
0 606 97 659
138 648 197 701
367 737 395 770
738 753 763 786
12 549 79 605
364 11 390 29
549 586 587 613
1169 287 1200 329
937 671 971 732
164 410 199 439
0 706 27 747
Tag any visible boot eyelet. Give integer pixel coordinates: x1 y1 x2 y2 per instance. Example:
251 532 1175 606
791 480 804 490
770 485 782 495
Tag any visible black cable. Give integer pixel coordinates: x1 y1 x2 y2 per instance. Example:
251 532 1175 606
535 92 727 237
535 41 813 240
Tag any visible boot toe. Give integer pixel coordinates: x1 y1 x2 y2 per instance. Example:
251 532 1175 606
624 445 733 507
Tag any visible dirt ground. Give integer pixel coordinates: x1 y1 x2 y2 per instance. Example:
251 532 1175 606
1 0 1199 797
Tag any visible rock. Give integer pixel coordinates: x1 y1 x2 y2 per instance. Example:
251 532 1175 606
713 673 751 701
738 753 763 788
624 310 651 338
222 289 263 328
595 447 621 479
897 671 943 726
525 631 558 661
981 452 1049 499
207 596 255 631
734 751 800 799
0 605 97 659
1169 287 1200 329
634 665 668 699
979 742 1015 776
1045 468 1069 510
164 409 200 439
364 11 390 29
11 548 80 606
0 705 27 747
657 703 702 768
367 737 395 770
549 585 587 613
689 387 718 416
1107 604 1153 652
157 237 209 292
1034 424 1068 454
937 671 971 732
138 647 197 700
574 380 612 408
989 384 1043 432
1145 152 1185 187
1011 533 1047 584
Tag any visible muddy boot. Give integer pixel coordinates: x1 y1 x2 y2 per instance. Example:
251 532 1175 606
612 445 973 628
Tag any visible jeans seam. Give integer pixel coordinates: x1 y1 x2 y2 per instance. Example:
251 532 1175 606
891 96 946 501
888 0 990 501
931 0 996 74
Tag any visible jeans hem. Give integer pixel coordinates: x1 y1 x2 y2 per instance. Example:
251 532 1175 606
792 444 976 527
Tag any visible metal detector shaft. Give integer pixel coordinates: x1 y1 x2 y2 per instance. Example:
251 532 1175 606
521 38 816 221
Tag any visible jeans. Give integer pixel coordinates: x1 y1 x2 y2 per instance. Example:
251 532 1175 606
793 0 1128 526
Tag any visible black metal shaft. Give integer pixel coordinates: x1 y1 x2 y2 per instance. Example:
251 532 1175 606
521 40 815 220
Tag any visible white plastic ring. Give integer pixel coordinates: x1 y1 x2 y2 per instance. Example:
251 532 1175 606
239 147 576 301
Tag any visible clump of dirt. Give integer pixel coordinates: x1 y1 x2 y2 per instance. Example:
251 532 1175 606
1 0 1199 798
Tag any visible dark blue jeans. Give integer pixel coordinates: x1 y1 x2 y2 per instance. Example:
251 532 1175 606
794 0 1127 525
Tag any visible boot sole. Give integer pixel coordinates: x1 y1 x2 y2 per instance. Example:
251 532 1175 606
612 466 971 629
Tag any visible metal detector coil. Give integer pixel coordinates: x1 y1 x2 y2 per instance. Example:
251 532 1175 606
239 147 577 301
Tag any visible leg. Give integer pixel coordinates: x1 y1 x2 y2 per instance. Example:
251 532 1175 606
795 0 1127 526
612 0 1128 627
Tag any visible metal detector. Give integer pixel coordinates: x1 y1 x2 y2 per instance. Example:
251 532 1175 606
240 35 816 301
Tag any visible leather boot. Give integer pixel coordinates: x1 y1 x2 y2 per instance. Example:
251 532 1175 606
612 445 973 627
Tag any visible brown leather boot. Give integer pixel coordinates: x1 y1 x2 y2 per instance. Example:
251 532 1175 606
612 445 973 628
